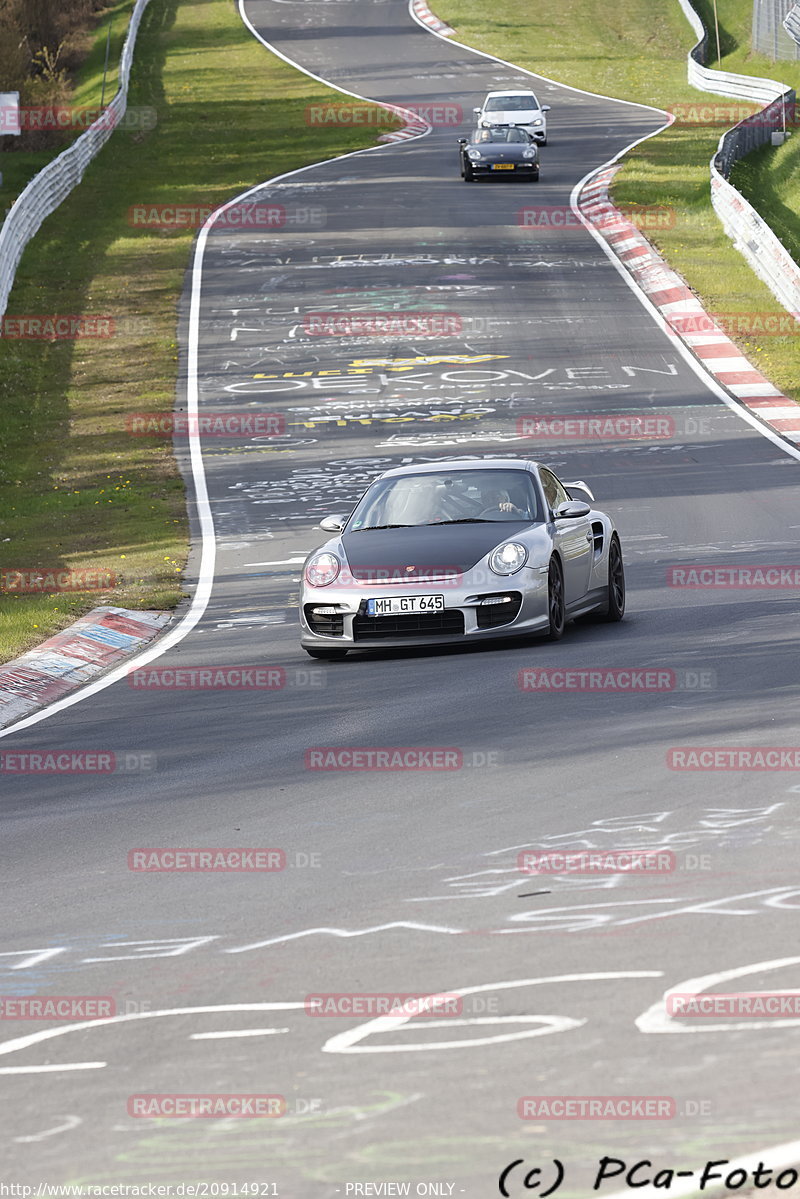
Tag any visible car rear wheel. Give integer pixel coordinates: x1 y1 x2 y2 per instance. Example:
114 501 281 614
603 535 626 621
304 647 348 660
546 557 566 640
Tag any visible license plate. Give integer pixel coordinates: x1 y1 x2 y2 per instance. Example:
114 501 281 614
367 595 445 617
491 163 515 170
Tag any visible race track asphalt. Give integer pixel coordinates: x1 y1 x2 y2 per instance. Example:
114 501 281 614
3 1 800 1192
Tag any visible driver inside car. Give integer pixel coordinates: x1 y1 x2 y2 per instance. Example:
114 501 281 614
478 483 526 516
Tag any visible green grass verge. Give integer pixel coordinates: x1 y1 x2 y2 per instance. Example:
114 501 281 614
0 1 134 223
0 0 399 661
434 0 800 403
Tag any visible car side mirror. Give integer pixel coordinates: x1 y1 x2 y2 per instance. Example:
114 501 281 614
542 105 551 112
473 107 481 115
458 137 467 144
319 516 345 532
562 480 595 502
554 501 591 519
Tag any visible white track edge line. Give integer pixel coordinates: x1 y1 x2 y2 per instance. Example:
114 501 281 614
570 162 800 464
0 3 433 741
407 0 671 114
5 0 800 739
411 0 800 460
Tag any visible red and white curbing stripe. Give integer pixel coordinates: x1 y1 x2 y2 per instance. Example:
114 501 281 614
410 0 455 36
0 606 171 729
378 105 430 142
578 166 800 443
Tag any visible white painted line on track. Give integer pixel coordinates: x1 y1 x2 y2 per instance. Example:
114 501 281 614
322 971 664 1054
0 8 431 740
407 0 670 113
5 0 799 738
410 0 800 464
0 1063 107 1074
243 557 308 566
0 1003 309 1072
570 162 800 464
190 1028 290 1039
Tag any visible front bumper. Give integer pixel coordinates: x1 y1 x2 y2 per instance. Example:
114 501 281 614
300 567 551 651
469 161 539 176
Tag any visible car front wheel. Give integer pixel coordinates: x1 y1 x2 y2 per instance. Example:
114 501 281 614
546 557 566 640
463 165 474 182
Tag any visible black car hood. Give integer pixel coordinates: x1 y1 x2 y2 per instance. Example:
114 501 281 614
342 522 530 581
469 144 533 161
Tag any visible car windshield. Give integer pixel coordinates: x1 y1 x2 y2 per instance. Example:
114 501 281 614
347 470 541 530
473 128 529 143
484 94 538 111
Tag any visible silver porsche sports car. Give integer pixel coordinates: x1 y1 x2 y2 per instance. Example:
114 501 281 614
299 458 625 659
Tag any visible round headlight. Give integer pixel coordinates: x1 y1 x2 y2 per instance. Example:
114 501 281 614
305 552 341 587
523 149 536 159
467 148 482 160
489 542 528 576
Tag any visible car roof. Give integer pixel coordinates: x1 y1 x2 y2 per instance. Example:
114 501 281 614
377 458 541 480
483 90 538 100
469 125 529 135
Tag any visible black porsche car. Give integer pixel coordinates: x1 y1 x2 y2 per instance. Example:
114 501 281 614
458 126 540 182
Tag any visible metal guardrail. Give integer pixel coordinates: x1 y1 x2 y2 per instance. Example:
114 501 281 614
784 2 800 45
0 0 152 320
676 0 800 314
753 0 800 60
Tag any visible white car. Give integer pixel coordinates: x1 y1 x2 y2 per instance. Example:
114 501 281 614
473 89 550 144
